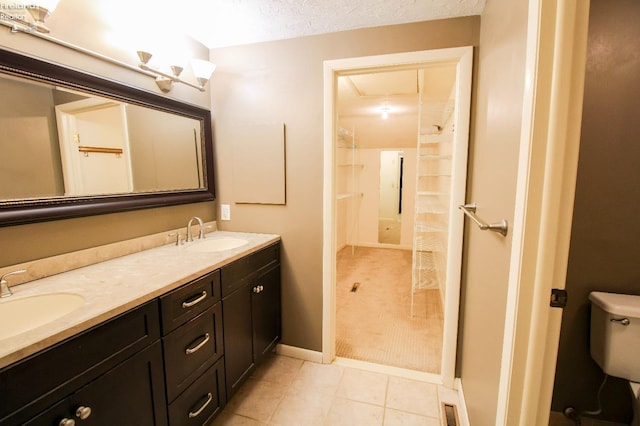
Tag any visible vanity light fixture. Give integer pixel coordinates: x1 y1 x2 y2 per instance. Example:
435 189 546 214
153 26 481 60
137 51 216 93
0 0 60 33
0 3 215 95
380 107 390 120
26 0 60 33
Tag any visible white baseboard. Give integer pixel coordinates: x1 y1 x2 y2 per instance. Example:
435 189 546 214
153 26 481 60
455 378 471 426
276 344 324 363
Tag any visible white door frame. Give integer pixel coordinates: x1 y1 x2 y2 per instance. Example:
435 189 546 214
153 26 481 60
495 0 590 424
322 47 473 388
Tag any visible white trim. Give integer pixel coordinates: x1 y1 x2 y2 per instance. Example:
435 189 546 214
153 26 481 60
494 0 543 421
495 0 590 424
322 47 474 386
456 378 471 426
322 59 337 364
276 344 324 363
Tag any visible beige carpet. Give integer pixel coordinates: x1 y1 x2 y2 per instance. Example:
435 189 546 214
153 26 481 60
336 246 443 373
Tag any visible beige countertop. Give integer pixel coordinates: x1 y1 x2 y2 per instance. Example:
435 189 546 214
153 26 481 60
0 230 280 369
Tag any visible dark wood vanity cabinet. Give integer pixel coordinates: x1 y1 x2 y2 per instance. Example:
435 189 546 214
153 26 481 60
0 241 281 426
221 242 281 398
0 301 166 426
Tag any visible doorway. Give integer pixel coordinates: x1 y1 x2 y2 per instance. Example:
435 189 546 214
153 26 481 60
323 47 473 387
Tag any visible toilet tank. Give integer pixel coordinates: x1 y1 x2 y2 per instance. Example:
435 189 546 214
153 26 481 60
589 291 640 382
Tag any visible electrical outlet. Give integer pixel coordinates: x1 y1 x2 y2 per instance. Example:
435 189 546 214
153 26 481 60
221 204 231 221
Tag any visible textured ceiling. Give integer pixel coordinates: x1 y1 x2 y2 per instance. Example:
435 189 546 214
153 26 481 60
94 0 485 49
188 0 485 48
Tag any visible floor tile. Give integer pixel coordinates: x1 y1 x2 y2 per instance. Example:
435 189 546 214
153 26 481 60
210 411 267 425
438 384 461 405
384 408 441 426
290 360 345 395
251 354 303 385
213 355 463 426
386 376 440 417
270 386 334 426
325 398 385 426
224 378 288 422
335 368 389 406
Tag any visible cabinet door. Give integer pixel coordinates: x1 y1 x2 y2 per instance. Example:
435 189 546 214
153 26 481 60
222 285 254 399
24 342 166 426
252 265 281 360
69 342 166 426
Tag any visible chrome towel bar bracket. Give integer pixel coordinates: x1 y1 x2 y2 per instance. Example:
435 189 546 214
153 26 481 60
458 203 508 237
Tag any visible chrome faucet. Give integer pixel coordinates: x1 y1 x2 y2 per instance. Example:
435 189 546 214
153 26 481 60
0 269 26 298
186 216 205 242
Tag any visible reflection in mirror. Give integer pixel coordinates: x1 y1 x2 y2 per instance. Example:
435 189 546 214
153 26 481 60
0 48 214 226
378 150 404 244
1 75 204 200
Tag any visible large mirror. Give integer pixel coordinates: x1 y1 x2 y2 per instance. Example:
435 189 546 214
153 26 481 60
0 48 215 226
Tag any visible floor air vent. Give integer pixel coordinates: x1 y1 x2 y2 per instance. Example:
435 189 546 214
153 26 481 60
442 402 459 426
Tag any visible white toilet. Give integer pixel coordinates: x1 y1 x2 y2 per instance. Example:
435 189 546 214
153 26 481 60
589 291 640 426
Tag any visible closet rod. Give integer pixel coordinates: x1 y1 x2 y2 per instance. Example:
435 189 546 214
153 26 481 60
458 203 508 237
78 146 123 155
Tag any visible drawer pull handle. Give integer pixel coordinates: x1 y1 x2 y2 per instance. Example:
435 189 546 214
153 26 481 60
185 333 210 355
188 392 213 418
59 419 75 426
182 291 207 308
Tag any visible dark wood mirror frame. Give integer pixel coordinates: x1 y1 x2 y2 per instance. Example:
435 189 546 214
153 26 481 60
0 48 215 227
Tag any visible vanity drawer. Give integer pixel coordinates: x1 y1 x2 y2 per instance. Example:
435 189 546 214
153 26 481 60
169 359 227 426
163 303 223 402
161 269 221 334
168 358 226 426
221 242 280 296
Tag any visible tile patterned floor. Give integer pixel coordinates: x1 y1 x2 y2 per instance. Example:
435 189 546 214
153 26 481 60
210 354 462 426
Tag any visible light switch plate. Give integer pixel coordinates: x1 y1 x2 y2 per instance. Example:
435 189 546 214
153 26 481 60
221 204 231 221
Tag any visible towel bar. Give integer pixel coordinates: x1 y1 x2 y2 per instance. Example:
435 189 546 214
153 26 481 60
458 203 508 237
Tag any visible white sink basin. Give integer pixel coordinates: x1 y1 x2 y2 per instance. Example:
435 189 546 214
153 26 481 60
0 293 85 340
185 237 249 253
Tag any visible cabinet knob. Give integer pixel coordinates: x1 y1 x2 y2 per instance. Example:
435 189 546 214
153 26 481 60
253 286 260 293
75 406 92 420
59 419 76 426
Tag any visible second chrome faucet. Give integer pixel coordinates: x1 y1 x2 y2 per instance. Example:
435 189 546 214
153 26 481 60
186 216 205 242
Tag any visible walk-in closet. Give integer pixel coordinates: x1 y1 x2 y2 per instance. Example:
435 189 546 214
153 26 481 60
334 63 463 374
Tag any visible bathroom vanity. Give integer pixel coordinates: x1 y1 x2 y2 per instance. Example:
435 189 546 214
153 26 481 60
0 232 281 426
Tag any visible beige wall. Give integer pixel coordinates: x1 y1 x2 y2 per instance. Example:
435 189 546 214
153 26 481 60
210 18 480 352
0 3 215 267
458 0 530 424
127 106 203 192
0 79 62 199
